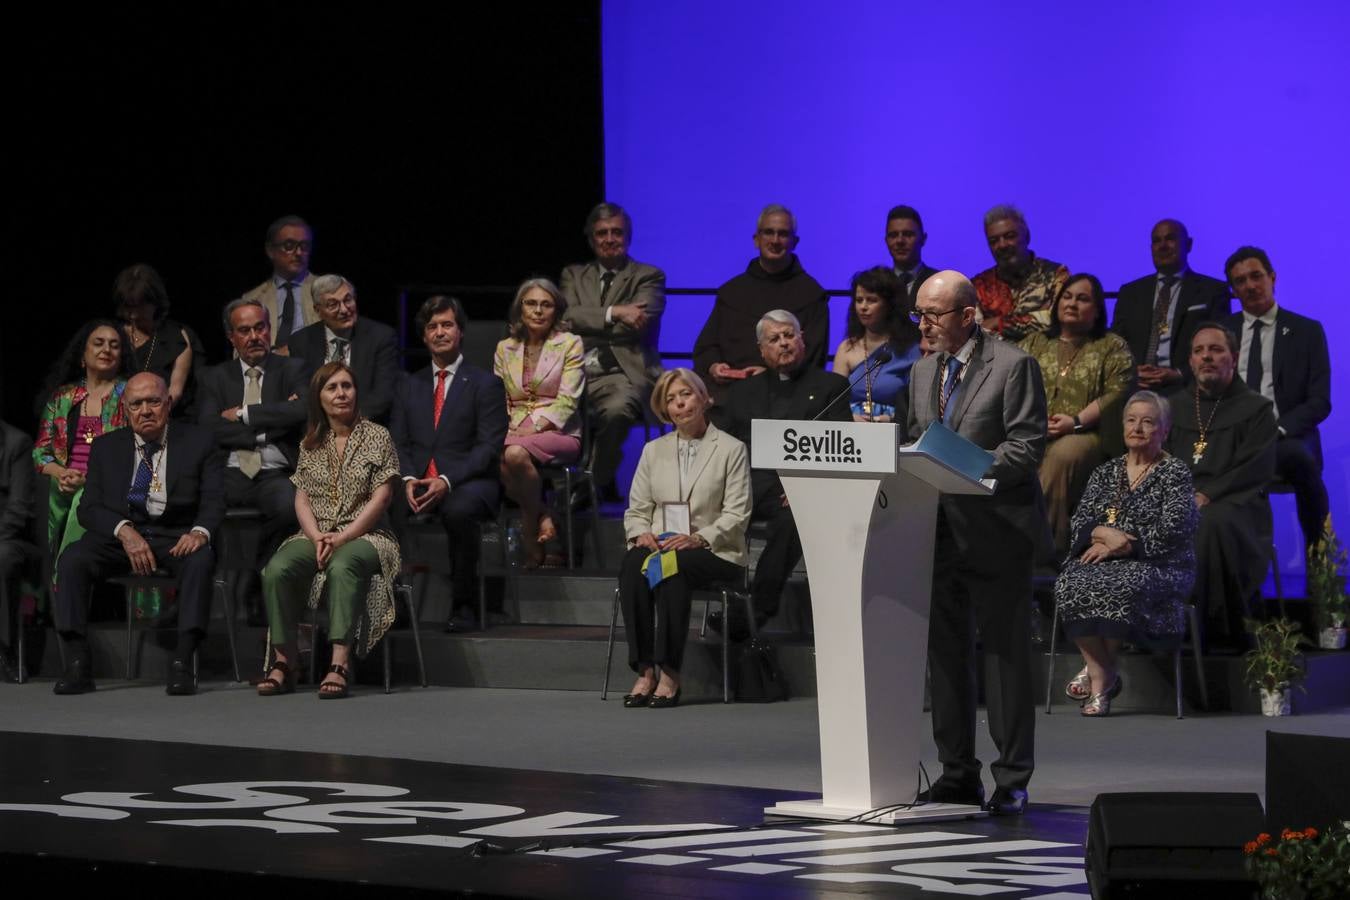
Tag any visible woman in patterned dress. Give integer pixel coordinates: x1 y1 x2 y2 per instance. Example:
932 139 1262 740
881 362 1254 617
1054 390 1198 716
832 267 923 423
1018 274 1136 559
494 278 585 567
258 362 401 698
33 320 134 601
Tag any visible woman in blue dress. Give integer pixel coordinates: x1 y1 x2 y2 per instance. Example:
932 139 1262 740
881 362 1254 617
832 267 923 422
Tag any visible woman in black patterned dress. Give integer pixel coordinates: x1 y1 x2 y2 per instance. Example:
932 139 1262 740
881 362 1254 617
1054 390 1198 716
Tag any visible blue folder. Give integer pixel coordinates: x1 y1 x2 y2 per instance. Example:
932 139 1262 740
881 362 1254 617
909 421 995 484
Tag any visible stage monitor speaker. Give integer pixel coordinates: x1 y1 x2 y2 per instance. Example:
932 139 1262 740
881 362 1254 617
1086 792 1263 899
1266 731 1350 833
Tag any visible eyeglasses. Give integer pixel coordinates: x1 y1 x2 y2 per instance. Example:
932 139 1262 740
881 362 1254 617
320 296 356 313
909 307 963 326
270 240 312 254
757 228 793 239
522 299 556 311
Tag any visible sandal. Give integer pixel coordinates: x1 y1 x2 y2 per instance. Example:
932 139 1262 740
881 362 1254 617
1081 674 1123 717
537 514 558 544
1065 667 1092 702
256 659 296 697
318 663 351 700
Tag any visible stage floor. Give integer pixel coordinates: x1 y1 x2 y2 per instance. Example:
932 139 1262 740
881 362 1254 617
2 683 1348 897
1 730 1095 898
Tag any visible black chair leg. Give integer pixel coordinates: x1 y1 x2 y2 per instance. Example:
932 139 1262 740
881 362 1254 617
602 587 618 700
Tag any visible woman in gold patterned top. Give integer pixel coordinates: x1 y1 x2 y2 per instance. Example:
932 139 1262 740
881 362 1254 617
258 361 402 698
1018 274 1135 559
494 278 585 567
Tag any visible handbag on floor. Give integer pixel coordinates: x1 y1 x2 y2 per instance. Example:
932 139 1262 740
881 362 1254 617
735 638 789 702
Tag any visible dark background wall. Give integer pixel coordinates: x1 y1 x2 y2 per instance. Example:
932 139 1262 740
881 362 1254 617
1 5 603 428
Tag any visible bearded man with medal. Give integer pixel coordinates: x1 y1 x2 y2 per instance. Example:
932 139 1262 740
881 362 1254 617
1165 322 1277 651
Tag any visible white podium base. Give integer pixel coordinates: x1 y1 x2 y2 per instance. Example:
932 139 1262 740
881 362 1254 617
763 798 987 825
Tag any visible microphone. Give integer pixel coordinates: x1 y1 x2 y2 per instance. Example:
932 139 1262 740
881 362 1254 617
811 346 892 421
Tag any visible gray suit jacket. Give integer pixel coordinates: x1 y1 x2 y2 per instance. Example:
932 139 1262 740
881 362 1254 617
241 273 320 345
560 258 666 389
904 329 1049 564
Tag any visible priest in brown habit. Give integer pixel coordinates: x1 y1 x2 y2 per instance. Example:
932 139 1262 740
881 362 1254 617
1166 322 1276 650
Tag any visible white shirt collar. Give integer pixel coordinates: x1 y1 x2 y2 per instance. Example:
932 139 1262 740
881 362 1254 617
272 273 306 289
1242 303 1279 327
433 355 463 378
948 332 977 366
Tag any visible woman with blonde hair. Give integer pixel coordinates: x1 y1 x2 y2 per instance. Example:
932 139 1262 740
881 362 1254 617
618 368 751 708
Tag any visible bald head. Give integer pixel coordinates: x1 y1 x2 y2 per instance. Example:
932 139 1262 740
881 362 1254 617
1151 219 1192 274
124 373 171 441
914 270 978 353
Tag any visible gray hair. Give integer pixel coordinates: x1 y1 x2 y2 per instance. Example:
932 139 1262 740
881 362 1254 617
756 203 797 234
755 309 801 343
311 274 354 308
583 202 632 242
983 203 1027 232
1124 389 1172 433
507 277 569 341
221 296 268 333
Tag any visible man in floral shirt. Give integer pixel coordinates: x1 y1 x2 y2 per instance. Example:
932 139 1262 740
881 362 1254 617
971 204 1067 342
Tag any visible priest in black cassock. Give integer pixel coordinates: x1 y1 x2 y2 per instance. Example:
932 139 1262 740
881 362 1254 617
1166 322 1276 649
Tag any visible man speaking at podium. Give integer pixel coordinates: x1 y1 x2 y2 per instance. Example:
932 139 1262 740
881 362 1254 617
904 271 1048 815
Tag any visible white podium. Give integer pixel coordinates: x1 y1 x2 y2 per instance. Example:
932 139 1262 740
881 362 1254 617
750 419 993 824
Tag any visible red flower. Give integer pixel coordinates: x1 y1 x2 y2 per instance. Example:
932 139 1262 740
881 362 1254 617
1256 833 1272 845
1244 841 1258 854
1264 848 1279 857
1304 827 1319 839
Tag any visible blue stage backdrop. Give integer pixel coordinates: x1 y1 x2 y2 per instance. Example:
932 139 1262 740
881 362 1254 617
603 2 1349 572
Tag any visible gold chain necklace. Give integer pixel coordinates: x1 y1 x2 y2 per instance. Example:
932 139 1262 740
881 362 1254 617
1055 337 1085 379
1105 456 1159 525
1192 389 1223 465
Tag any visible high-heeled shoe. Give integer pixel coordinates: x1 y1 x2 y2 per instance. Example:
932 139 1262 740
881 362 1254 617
1081 674 1123 717
1065 667 1092 702
649 688 681 709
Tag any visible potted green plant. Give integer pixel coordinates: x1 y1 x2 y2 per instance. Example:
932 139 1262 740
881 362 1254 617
1245 822 1350 899
1306 516 1348 650
1243 618 1308 716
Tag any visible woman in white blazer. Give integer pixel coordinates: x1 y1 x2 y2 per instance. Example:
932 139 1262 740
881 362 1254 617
620 368 752 708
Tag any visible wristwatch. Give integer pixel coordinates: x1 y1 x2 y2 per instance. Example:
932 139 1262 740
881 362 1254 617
1072 415 1084 434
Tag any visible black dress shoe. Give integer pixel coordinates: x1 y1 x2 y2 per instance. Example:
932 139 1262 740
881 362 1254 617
443 606 480 633
984 787 1028 816
622 692 651 708
916 777 985 807
54 655 95 695
649 688 681 709
165 658 196 696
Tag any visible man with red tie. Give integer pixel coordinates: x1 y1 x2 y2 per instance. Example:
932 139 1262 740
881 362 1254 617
389 296 508 631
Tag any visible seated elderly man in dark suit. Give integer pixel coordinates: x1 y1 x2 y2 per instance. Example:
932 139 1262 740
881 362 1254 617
290 274 401 423
560 201 666 503
1222 246 1331 557
53 373 223 695
1 416 37 678
390 296 508 631
1112 219 1231 393
710 309 850 637
196 298 309 624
